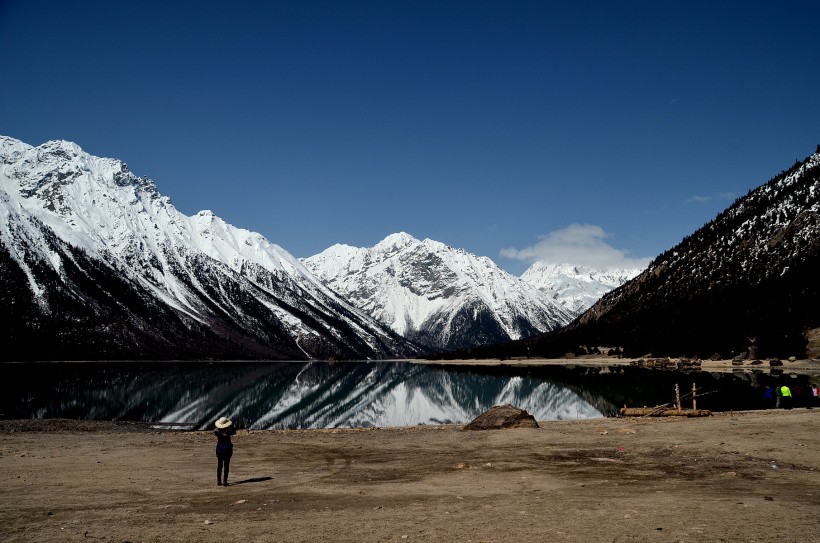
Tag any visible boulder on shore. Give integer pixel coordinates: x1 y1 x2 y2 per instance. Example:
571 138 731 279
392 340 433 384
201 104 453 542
463 404 539 431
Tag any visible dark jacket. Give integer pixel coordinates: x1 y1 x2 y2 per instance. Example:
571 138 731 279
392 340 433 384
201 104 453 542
214 427 236 456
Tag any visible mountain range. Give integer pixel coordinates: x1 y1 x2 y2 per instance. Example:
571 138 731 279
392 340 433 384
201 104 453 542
443 147 820 360
303 233 577 351
0 136 416 361
1 136 635 361
13 134 808 362
520 263 641 315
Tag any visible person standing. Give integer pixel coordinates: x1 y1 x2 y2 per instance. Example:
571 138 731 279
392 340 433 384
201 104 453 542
214 417 237 486
762 386 776 409
780 384 793 410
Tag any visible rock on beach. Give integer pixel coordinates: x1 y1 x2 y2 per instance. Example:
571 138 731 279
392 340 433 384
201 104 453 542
463 404 539 430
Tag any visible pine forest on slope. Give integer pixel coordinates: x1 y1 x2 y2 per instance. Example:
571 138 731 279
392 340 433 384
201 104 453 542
435 147 820 361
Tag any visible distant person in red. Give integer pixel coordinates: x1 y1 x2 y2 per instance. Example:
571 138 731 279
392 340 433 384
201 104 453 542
214 417 236 486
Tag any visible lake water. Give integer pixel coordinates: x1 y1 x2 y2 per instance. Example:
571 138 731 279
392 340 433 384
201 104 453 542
1 361 809 429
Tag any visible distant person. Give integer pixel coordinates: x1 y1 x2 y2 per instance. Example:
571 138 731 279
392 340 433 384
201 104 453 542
792 384 804 407
810 383 818 408
214 417 237 486
775 384 782 408
780 384 793 410
762 386 776 409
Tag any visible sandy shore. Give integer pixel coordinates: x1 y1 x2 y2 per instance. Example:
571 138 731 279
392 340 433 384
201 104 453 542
410 357 820 376
2 409 819 542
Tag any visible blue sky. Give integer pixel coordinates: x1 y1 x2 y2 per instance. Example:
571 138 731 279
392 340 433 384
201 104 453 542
2 1 818 274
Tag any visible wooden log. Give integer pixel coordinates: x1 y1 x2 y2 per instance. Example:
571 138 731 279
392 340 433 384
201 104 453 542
619 407 712 417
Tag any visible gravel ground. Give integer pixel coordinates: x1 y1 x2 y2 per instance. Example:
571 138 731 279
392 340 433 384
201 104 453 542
2 409 818 542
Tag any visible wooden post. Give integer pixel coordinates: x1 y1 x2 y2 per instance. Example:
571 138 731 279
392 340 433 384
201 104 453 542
675 383 681 411
692 383 697 410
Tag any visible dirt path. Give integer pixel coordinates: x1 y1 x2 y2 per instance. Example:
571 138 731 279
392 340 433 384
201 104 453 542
2 410 818 542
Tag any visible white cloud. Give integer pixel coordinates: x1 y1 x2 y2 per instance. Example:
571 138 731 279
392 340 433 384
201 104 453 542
686 195 712 204
686 192 735 205
500 223 651 270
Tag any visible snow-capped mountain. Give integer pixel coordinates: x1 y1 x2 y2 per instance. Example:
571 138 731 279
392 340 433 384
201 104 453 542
515 147 820 359
0 136 417 361
303 233 574 351
521 263 643 315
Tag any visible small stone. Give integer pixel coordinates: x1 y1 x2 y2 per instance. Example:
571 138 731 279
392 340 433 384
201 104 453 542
235 499 247 504
204 519 213 525
401 535 408 539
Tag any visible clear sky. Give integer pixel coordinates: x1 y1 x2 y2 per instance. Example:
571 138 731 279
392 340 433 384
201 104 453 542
2 1 818 275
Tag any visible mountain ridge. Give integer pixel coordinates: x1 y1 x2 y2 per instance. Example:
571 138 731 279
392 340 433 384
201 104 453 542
520 262 642 315
9 135 814 361
1 136 417 361
439 148 820 360
303 232 574 351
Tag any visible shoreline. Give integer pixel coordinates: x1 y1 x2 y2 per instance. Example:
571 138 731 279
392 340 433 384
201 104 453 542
4 356 820 377
407 356 820 377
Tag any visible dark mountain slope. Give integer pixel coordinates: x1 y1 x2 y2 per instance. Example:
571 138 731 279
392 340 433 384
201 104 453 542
436 148 820 360
0 220 303 361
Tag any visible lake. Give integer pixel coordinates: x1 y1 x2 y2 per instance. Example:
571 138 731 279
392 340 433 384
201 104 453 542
1 361 810 429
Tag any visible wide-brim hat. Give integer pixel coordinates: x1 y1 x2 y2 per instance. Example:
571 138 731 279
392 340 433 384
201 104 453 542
215 417 233 429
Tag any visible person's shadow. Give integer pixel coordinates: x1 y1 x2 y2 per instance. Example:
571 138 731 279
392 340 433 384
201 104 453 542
230 476 273 486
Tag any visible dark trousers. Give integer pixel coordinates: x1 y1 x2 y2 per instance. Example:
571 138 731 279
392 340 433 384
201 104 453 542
217 451 232 483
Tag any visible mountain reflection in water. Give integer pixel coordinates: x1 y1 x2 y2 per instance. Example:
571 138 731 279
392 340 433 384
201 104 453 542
4 361 601 429
3 361 799 429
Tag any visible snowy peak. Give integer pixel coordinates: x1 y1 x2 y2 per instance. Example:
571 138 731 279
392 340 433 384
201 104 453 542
304 233 573 351
0 135 416 361
521 262 643 315
375 231 419 251
0 136 33 163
